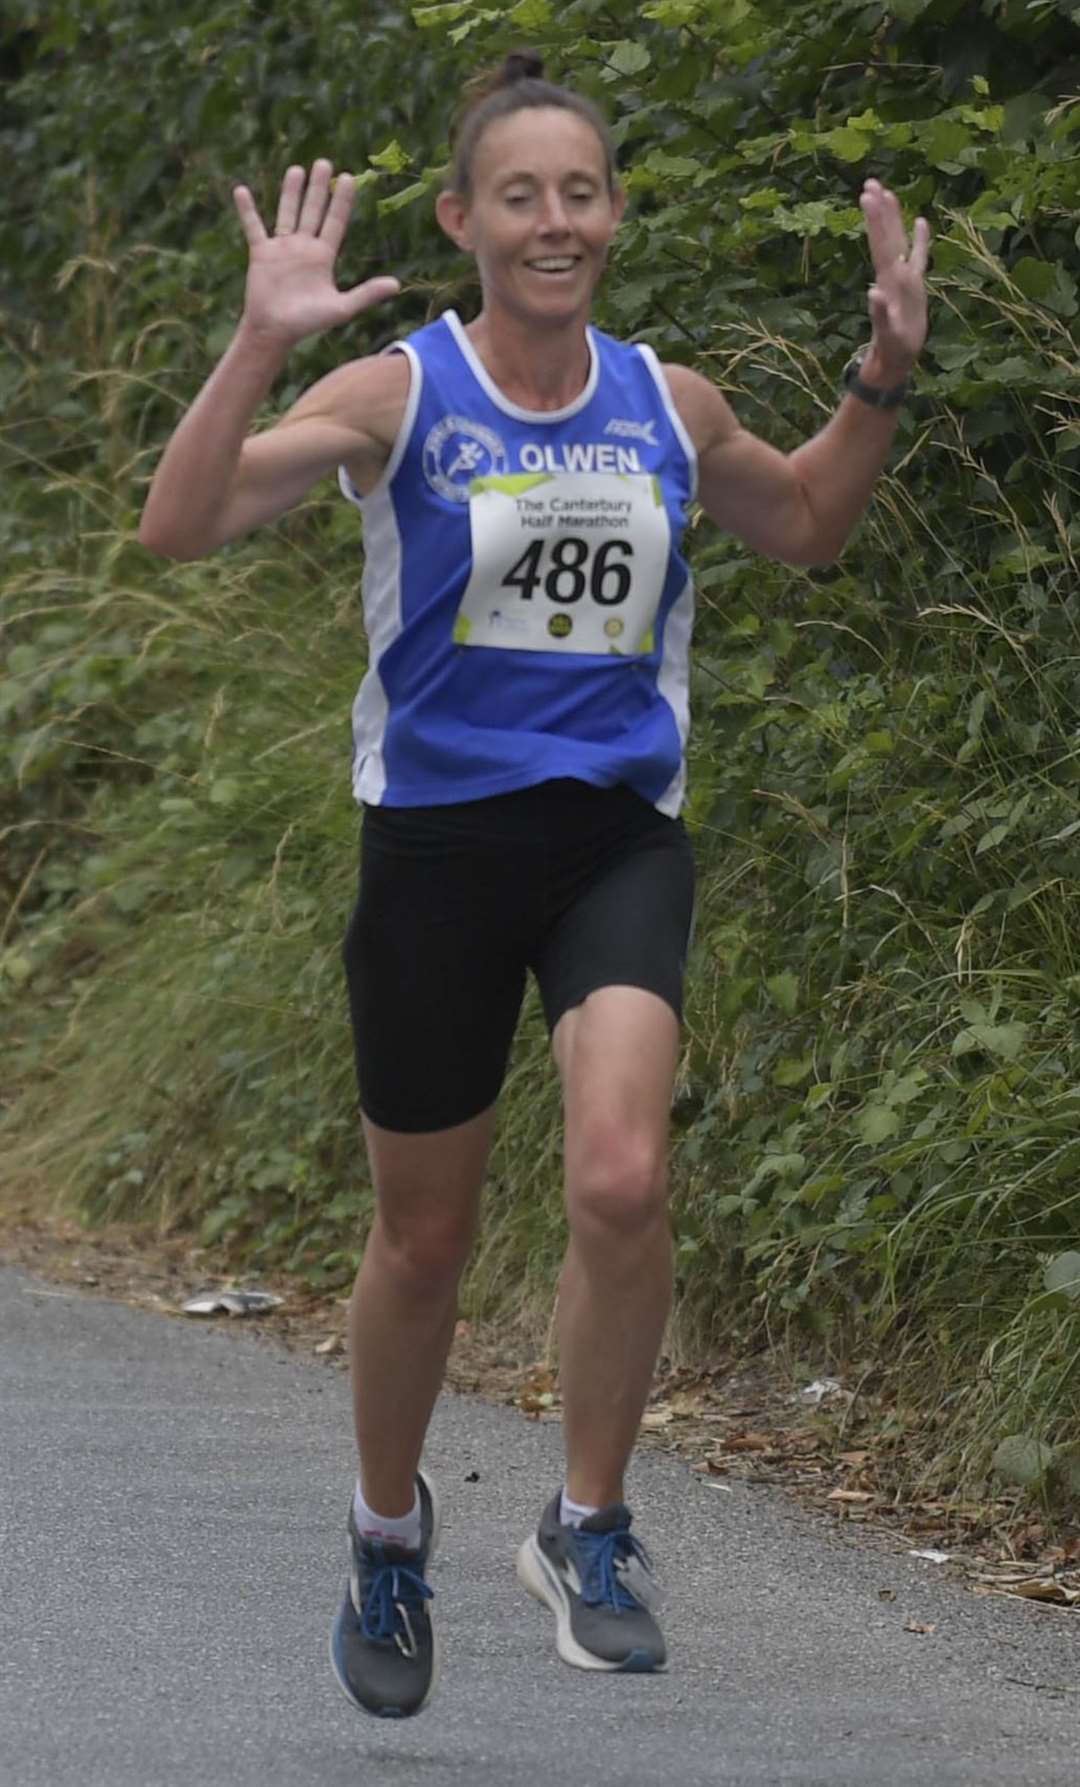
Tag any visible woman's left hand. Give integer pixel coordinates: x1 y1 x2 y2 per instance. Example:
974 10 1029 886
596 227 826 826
860 179 931 378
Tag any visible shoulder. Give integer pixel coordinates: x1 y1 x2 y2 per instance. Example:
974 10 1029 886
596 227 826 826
286 350 412 443
655 362 740 457
279 351 412 497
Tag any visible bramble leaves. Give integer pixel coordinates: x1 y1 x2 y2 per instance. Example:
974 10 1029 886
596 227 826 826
4 0 1080 1514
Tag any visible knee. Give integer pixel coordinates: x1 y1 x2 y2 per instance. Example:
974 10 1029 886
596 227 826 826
567 1126 669 1247
373 1212 475 1299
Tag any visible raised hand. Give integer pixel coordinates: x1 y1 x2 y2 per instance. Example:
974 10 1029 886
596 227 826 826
859 179 930 378
232 160 400 347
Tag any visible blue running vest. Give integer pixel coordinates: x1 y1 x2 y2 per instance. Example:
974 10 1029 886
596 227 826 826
340 309 696 815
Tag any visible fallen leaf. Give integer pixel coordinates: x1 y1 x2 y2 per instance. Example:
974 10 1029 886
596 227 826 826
903 1618 937 1635
1007 1580 1080 1606
828 1489 875 1504
800 1377 845 1406
878 1588 897 1603
314 1334 342 1355
909 1549 952 1564
641 1409 675 1430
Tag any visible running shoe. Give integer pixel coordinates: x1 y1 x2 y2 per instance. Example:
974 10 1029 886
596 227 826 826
516 1491 666 1672
329 1470 439 1718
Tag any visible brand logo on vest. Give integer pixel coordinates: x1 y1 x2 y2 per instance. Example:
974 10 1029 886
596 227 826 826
604 417 658 446
423 416 508 502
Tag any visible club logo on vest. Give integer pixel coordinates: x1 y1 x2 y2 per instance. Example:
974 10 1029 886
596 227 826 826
423 416 507 502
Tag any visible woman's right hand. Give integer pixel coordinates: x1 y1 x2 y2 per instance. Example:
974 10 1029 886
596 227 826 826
232 160 400 348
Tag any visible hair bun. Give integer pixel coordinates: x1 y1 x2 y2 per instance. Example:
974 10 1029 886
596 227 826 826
502 49 545 84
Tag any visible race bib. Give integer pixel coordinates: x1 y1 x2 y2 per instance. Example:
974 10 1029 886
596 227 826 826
453 471 670 655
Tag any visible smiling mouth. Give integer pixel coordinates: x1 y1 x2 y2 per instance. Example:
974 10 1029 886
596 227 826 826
525 257 581 275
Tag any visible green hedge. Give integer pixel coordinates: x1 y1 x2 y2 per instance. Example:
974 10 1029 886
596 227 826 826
4 0 1080 1502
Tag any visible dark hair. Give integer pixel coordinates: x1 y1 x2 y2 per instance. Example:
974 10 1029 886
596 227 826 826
448 50 616 198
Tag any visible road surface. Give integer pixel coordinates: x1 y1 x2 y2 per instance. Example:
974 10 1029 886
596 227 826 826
2 1265 1078 1785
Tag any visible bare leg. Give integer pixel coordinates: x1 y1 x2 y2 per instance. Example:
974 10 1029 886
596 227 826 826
552 987 679 1509
349 1106 496 1515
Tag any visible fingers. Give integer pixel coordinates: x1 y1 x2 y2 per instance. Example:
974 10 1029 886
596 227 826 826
232 185 267 247
860 178 909 272
320 172 357 256
908 215 932 280
269 160 353 242
341 276 402 320
867 285 892 335
298 158 334 234
860 179 932 284
274 164 305 235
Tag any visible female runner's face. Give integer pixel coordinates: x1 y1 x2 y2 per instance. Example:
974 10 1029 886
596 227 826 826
437 107 625 327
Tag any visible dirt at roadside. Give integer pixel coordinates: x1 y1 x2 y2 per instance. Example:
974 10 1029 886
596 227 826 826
4 1206 1079 1615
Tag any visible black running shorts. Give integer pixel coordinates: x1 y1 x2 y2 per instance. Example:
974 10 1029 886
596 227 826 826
342 778 695 1135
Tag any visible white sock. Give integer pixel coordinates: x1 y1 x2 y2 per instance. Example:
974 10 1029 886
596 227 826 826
353 1479 422 1550
560 1487 600 1528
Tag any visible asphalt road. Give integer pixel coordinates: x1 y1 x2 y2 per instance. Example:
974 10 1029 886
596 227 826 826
3 1263 1080 1786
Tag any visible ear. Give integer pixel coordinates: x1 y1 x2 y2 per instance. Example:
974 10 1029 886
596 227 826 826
610 181 627 230
436 188 472 251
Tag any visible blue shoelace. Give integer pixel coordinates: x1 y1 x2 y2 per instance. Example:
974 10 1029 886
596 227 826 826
358 1548 433 1657
573 1526 654 1611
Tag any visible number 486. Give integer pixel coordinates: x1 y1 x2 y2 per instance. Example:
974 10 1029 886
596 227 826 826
502 536 633 606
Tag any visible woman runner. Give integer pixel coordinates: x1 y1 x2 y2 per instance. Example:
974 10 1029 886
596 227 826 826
139 51 929 1718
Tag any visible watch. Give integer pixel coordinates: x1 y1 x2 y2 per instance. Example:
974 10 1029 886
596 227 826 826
842 347 910 410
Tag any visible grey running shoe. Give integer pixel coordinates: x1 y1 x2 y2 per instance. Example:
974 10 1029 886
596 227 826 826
329 1471 439 1718
517 1491 666 1672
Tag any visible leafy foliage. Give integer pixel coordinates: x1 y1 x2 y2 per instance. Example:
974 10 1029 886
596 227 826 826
4 0 1080 1503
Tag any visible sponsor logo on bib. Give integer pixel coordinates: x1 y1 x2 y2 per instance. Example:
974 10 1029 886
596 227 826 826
423 416 508 502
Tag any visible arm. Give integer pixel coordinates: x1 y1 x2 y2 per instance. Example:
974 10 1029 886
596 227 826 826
138 161 402 562
666 355 906 568
666 180 930 568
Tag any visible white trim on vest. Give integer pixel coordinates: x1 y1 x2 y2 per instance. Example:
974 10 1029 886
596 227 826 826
636 342 699 503
444 309 599 424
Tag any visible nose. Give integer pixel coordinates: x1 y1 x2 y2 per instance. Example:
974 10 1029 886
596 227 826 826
537 189 571 236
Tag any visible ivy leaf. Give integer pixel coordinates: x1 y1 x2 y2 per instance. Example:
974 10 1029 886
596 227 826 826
378 179 432 216
642 148 702 178
821 126 871 163
412 1 472 24
952 1022 1028 1060
773 1055 813 1087
854 1104 901 1145
992 1434 1054 1489
509 0 552 28
448 7 499 43
933 341 981 370
766 970 799 1015
774 200 833 235
369 139 411 174
606 41 652 76
1012 256 1078 317
920 118 974 170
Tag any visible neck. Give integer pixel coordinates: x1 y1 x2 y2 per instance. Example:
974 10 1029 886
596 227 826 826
464 301 591 412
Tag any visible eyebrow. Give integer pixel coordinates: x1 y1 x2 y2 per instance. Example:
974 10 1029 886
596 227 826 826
497 169 602 189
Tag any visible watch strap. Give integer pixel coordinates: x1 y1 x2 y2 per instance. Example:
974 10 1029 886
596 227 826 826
842 349 909 410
